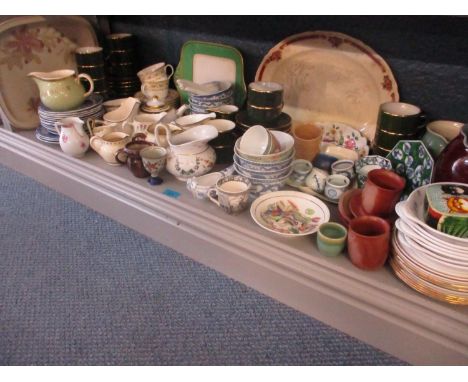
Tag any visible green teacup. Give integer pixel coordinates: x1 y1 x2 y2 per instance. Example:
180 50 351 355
422 120 464 158
374 102 426 151
316 222 348 257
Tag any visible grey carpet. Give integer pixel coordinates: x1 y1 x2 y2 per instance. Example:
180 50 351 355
0 164 407 365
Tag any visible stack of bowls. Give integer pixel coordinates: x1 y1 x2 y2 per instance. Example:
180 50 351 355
189 81 234 114
105 33 140 98
390 183 468 305
233 128 295 199
236 81 292 134
75 46 109 100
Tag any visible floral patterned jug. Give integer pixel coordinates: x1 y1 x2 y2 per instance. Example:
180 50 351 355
155 123 218 181
55 117 90 158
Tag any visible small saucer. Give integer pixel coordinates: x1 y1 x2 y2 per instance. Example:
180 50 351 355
236 110 291 132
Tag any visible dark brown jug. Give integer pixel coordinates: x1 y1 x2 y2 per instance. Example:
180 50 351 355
115 134 155 178
433 124 468 183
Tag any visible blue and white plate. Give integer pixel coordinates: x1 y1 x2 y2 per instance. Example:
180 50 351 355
35 125 60 144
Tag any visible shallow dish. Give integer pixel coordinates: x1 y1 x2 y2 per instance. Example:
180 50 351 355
317 121 369 158
250 191 330 237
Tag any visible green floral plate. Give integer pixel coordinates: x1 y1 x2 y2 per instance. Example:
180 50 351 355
387 140 434 201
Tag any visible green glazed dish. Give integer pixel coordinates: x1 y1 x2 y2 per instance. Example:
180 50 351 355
174 40 246 108
317 222 347 257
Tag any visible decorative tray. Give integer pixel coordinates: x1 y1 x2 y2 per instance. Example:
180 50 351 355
0 16 98 130
174 40 246 108
255 31 399 142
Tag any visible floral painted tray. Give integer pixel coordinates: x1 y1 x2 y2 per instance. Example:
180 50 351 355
0 16 98 130
174 40 246 108
255 31 399 142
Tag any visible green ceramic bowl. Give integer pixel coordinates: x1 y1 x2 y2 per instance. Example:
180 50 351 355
317 222 348 256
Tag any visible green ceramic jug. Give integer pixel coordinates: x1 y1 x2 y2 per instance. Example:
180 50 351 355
28 69 94 111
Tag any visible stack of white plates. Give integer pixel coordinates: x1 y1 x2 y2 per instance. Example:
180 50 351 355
37 94 104 136
391 184 468 305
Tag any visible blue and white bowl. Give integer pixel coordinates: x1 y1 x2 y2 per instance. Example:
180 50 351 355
234 160 292 180
233 150 294 172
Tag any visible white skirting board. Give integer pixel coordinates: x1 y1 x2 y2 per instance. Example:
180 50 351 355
1 128 467 365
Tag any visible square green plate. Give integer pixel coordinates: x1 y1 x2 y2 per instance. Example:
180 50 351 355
174 40 246 108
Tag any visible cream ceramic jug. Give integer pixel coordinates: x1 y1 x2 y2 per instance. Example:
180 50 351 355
54 117 90 157
90 132 131 166
28 69 94 111
155 123 218 181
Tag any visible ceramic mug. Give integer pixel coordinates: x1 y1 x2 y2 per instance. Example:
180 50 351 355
421 120 464 158
289 159 313 184
137 62 174 83
373 101 425 152
331 159 355 181
317 222 348 257
291 123 323 161
115 136 155 178
347 216 391 270
324 174 350 201
305 167 328 193
247 81 283 108
208 175 251 215
361 169 405 217
141 78 169 101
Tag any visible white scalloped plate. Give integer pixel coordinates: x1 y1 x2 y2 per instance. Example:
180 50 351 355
255 31 399 142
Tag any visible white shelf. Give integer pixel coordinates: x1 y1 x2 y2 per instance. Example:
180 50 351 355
1 128 467 365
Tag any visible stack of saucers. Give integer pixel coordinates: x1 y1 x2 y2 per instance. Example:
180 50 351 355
390 183 468 305
35 125 60 144
233 126 295 199
189 81 234 114
37 94 104 139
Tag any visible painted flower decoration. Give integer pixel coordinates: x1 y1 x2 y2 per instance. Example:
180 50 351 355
402 142 411 155
406 167 414 179
392 148 404 160
344 138 356 150
7 26 44 59
418 144 426 158
381 75 393 92
404 155 414 167
395 163 405 176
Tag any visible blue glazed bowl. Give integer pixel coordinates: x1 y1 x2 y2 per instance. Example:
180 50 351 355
312 153 339 172
233 151 294 172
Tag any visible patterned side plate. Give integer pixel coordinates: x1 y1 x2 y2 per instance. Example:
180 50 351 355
317 121 369 158
250 190 330 237
387 140 434 200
